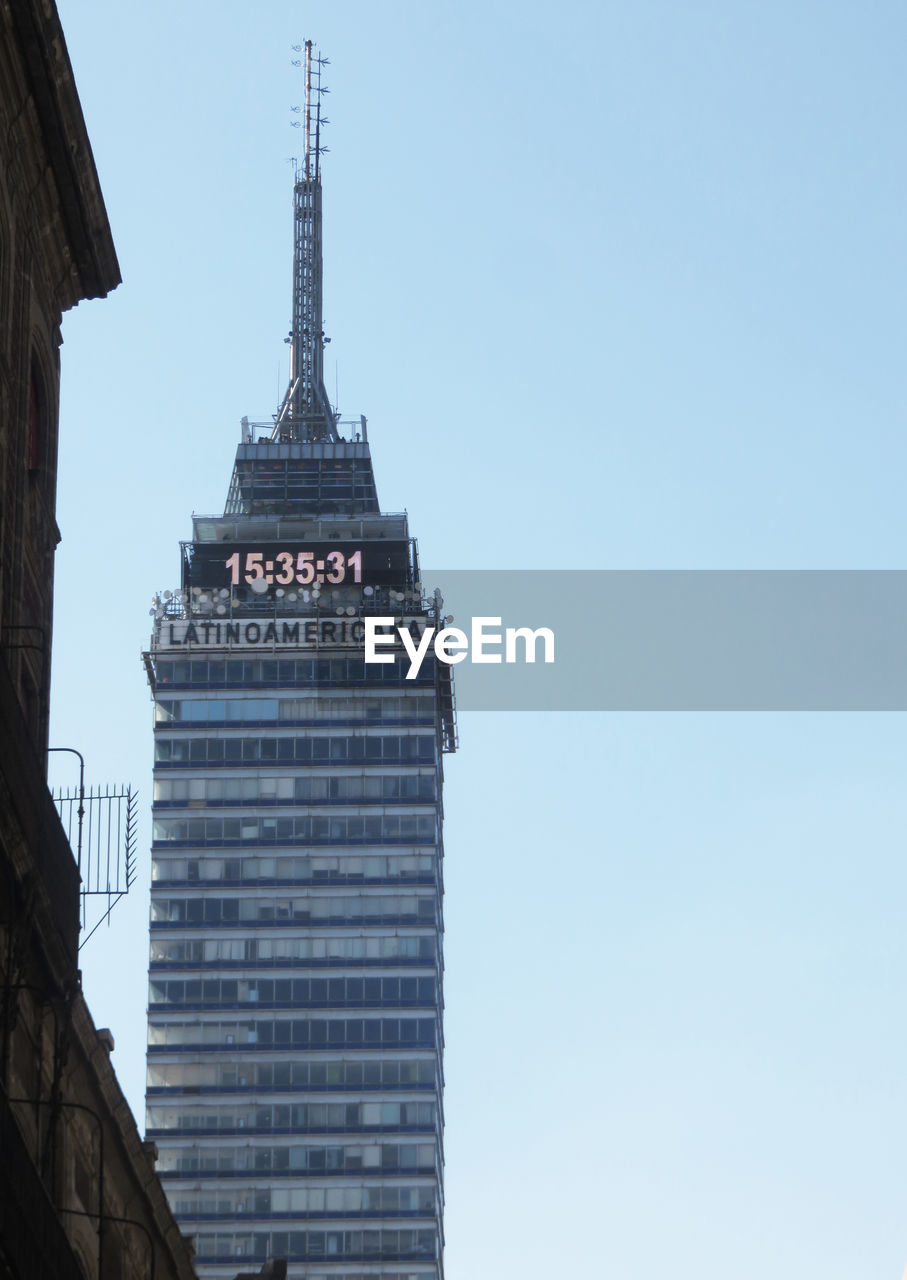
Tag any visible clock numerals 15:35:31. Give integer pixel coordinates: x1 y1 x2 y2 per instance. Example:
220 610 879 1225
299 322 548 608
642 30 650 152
224 550 363 587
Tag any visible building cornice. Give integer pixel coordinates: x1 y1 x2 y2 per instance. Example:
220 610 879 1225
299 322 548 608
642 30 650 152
6 0 120 307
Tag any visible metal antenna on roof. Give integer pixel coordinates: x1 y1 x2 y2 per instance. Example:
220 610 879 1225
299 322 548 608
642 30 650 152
273 39 336 443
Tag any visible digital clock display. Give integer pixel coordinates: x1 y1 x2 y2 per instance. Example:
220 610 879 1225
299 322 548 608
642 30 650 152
183 541 412 592
227 548 360 587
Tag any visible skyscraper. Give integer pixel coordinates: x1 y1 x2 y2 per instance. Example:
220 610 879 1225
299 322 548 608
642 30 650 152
144 43 455 1280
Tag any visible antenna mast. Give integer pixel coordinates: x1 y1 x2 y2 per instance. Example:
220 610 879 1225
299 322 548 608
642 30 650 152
273 39 336 442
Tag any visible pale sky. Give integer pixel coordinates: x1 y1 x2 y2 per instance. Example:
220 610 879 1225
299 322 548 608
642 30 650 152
49 4 907 1277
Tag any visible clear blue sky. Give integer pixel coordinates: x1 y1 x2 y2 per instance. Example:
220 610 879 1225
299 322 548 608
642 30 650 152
50 3 907 1277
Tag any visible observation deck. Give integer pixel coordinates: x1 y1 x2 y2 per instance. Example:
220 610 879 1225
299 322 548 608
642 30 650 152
226 421 380 519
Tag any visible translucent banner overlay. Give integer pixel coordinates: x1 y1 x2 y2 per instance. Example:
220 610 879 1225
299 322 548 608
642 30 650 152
418 571 907 710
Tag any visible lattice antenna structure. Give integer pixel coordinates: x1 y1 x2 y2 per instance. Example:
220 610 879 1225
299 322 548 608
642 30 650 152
53 783 138 949
273 39 337 443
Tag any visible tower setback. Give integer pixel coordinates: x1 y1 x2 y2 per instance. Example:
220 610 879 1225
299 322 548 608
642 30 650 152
144 43 456 1280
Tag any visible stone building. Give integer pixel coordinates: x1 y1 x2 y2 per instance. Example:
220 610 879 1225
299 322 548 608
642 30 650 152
0 2 198 1277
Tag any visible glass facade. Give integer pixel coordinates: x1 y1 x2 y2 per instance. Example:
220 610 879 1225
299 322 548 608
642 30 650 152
146 443 455 1279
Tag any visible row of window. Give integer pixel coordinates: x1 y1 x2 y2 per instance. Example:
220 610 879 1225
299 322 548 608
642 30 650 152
173 1183 436 1218
227 448 377 473
238 477 375 496
231 457 374 476
236 482 377 502
236 469 375 485
158 1141 437 1174
147 1100 435 1134
234 462 373 479
203 1272 432 1280
155 732 435 765
149 933 436 966
191 1228 436 1262
233 459 374 477
148 1017 437 1052
199 1272 432 1280
236 477 374 493
155 656 429 687
149 976 437 1009
147 1057 436 1094
150 894 436 927
153 773 436 806
150 852 437 888
231 499 378 518
231 453 372 471
151 814 438 847
155 695 436 727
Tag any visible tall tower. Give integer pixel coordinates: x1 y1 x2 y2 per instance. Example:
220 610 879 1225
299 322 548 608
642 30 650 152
144 43 456 1280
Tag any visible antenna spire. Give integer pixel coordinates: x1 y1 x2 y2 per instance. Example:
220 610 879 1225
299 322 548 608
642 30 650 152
273 39 335 442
